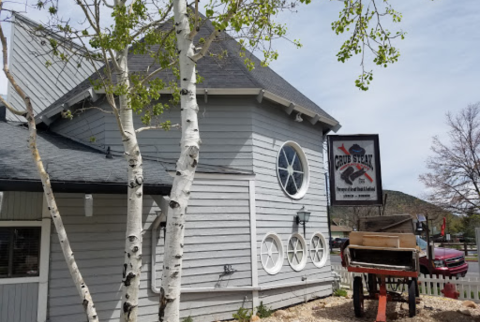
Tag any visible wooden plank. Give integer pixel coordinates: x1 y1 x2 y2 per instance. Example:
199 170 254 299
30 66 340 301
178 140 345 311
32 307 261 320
358 215 414 233
350 231 417 248
362 235 400 248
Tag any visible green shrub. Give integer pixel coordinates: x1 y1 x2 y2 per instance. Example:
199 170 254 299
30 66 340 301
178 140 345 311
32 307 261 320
182 317 193 322
256 301 273 318
333 288 348 297
233 307 252 322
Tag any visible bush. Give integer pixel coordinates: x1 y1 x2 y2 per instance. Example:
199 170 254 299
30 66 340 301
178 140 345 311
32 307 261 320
256 301 273 318
182 317 193 322
233 307 252 322
333 288 348 297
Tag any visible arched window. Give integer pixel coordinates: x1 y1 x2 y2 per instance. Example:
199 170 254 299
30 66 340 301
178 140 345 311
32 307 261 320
277 141 309 199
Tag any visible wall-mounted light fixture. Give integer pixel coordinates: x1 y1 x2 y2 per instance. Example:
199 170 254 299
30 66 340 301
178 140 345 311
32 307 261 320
295 206 311 237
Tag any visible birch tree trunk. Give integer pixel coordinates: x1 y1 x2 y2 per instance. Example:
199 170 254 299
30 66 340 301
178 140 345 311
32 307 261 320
116 44 144 322
25 99 99 322
159 1 200 321
0 7 99 320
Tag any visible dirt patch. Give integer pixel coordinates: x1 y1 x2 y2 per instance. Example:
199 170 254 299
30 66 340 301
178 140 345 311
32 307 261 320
259 293 480 322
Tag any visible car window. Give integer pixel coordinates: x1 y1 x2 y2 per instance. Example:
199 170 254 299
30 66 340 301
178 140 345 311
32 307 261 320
416 236 427 250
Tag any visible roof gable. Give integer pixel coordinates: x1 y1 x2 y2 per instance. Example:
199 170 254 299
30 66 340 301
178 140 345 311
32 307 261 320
25 15 339 130
6 14 101 122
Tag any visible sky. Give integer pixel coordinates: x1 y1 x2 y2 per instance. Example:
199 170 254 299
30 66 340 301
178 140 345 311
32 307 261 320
268 0 480 199
1 1 479 199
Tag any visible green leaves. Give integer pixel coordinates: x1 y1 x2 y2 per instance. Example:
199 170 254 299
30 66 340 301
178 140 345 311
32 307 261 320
331 0 405 90
202 0 310 70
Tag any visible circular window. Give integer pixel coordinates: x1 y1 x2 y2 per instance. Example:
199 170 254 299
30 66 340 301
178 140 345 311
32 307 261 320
260 233 284 275
310 232 327 268
277 141 309 199
286 233 307 271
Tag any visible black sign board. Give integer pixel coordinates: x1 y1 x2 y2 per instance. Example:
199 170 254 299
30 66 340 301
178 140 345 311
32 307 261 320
327 134 383 206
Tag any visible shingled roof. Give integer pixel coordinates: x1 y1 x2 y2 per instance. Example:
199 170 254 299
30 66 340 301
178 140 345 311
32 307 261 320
0 121 172 194
35 15 339 129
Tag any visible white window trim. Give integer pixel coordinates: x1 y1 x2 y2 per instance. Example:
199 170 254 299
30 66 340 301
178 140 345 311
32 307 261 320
310 232 328 268
276 141 310 200
0 206 51 322
286 233 307 271
0 220 43 284
260 232 284 275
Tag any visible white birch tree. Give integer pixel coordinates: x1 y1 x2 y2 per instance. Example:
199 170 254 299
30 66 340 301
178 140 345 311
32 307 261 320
0 3 99 321
27 2 179 321
159 1 407 320
11 0 407 321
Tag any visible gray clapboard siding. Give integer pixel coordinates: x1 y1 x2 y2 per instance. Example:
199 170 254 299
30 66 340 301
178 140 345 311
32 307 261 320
98 97 255 171
259 282 331 309
6 15 101 121
48 178 251 322
50 108 106 146
0 191 43 220
0 283 38 322
251 101 332 292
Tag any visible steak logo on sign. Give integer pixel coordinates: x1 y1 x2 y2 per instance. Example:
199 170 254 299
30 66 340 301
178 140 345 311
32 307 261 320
335 143 374 185
327 134 383 206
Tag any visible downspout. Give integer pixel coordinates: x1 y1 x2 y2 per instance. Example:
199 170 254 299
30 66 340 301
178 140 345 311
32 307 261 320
151 195 169 295
151 212 164 294
325 172 333 248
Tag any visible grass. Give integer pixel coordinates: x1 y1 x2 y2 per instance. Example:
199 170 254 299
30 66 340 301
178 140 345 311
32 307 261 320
333 288 348 297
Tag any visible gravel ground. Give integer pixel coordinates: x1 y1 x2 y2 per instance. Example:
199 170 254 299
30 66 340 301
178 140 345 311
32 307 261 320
259 292 480 322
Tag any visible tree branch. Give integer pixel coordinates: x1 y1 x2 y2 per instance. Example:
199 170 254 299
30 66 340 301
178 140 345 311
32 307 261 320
129 2 174 40
0 94 26 116
135 123 180 133
102 0 114 8
190 0 243 62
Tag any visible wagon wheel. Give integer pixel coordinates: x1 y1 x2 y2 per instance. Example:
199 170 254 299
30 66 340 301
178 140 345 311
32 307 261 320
408 279 416 317
353 276 365 317
367 273 377 298
413 277 419 297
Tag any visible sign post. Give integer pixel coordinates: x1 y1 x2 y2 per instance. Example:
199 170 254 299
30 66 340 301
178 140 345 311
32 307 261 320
327 134 383 206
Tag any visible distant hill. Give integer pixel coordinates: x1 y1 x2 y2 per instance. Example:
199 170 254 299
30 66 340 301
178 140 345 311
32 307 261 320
331 190 449 228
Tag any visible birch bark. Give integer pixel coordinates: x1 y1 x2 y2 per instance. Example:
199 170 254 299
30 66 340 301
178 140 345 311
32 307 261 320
0 5 99 320
159 1 200 321
115 23 145 322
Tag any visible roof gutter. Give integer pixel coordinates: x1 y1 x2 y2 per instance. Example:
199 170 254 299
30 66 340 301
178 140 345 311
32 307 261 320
0 179 171 195
36 88 99 125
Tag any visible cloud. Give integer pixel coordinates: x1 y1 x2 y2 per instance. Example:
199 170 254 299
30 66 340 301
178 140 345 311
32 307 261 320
268 0 480 198
0 1 479 200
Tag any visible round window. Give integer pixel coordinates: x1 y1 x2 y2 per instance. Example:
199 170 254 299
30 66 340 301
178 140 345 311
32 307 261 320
286 233 307 271
310 232 327 268
277 141 309 199
260 233 284 275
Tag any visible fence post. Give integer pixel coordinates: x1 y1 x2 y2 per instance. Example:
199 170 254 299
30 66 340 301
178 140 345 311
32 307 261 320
464 242 468 256
476 228 480 278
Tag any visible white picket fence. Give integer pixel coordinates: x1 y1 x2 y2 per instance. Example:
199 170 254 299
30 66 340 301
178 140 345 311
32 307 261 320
332 265 480 302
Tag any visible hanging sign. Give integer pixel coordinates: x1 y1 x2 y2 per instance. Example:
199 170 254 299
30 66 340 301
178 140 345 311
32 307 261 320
327 134 383 206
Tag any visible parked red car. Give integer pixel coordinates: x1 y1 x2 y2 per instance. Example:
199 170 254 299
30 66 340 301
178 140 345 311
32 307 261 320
416 237 468 277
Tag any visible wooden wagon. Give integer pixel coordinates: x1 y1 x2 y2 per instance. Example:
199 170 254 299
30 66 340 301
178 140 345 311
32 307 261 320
341 216 421 322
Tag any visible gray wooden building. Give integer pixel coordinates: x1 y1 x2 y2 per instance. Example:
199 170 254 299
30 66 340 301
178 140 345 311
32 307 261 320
0 14 340 322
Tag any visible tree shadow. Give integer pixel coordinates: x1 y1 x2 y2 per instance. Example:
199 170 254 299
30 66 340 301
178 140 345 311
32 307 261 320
430 310 480 322
312 299 407 322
